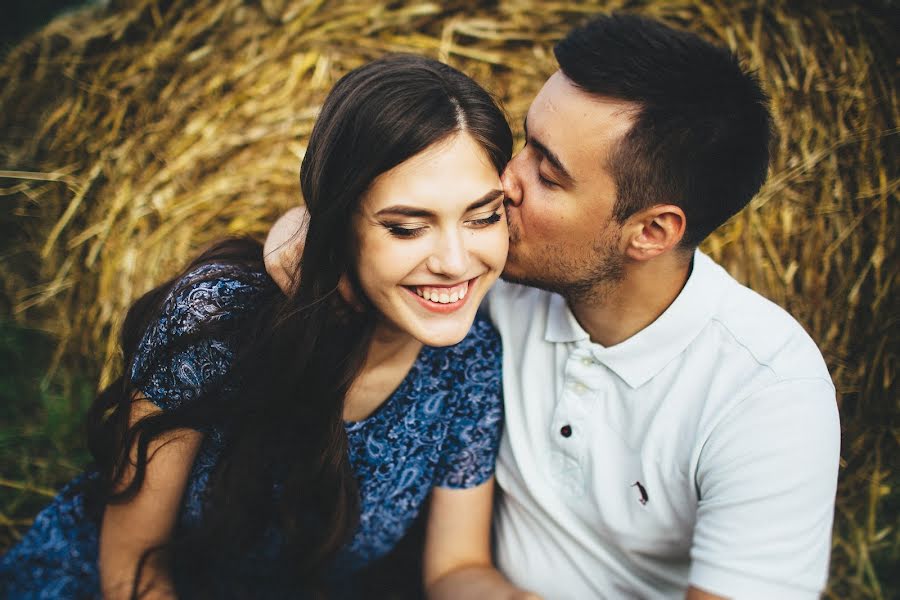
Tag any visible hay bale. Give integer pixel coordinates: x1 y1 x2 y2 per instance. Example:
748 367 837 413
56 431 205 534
0 0 896 595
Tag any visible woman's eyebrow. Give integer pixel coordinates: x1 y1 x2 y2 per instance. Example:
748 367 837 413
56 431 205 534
465 189 505 211
374 189 504 218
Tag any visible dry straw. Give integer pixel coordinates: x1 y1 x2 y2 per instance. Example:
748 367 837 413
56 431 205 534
0 0 896 596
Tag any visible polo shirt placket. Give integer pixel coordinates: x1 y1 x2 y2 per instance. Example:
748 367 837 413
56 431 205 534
549 343 603 499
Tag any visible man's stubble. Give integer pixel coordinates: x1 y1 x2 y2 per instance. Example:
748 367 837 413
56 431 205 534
502 216 625 306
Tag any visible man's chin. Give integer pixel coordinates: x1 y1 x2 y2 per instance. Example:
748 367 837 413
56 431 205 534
501 270 557 294
500 252 527 281
499 271 526 284
502 256 539 285
500 267 528 285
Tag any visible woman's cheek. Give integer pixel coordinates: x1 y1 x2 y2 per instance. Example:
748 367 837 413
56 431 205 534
486 223 510 269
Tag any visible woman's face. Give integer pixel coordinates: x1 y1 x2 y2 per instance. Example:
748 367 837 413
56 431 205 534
353 132 508 347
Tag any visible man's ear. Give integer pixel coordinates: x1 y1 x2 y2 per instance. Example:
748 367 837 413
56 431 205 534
622 204 686 261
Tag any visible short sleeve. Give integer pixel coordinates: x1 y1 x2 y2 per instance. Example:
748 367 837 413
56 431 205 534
690 377 840 599
129 263 268 412
434 315 504 489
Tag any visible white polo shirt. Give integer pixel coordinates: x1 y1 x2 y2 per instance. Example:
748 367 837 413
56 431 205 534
486 251 840 599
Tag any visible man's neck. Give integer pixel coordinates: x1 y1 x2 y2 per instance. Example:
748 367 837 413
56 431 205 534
569 253 692 347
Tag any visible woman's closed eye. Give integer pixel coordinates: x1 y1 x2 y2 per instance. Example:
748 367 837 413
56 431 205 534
384 223 427 238
381 203 503 239
467 211 503 227
466 198 505 228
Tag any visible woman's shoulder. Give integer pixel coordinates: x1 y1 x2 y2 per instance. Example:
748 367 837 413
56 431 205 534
159 262 273 336
128 261 274 406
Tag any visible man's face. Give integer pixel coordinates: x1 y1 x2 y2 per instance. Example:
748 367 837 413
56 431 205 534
501 71 636 298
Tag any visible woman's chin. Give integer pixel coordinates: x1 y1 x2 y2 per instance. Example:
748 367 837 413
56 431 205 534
412 326 473 348
407 312 480 347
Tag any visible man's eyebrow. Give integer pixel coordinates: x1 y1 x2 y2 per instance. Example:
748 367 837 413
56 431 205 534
374 189 504 219
523 116 574 184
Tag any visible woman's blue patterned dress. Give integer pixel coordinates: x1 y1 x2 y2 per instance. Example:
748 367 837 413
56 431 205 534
0 263 504 599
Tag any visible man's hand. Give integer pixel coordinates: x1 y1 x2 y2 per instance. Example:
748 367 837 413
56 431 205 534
686 586 728 600
423 479 542 600
264 206 361 308
263 206 308 294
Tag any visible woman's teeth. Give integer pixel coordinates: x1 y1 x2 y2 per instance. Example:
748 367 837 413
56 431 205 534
414 281 468 304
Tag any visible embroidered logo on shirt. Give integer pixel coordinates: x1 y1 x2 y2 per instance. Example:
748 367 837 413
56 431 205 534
632 481 649 505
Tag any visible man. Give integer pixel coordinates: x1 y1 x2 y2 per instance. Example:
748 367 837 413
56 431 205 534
266 14 840 599
484 14 839 599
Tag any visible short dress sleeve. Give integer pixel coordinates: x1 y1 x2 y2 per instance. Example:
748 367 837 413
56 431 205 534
434 315 504 489
128 263 269 412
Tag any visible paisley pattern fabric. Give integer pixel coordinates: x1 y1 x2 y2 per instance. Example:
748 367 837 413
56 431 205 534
1 263 503 599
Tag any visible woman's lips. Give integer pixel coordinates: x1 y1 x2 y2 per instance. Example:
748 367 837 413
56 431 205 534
415 280 469 303
404 277 476 314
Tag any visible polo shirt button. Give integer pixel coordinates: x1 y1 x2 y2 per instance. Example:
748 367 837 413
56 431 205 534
581 357 593 366
560 424 572 438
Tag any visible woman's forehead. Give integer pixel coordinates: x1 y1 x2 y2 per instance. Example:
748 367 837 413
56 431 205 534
361 133 502 216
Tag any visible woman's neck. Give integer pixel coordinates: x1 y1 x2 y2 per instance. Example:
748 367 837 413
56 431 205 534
366 320 424 371
342 321 423 422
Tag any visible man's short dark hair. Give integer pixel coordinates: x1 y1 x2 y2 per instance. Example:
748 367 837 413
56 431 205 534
554 13 773 248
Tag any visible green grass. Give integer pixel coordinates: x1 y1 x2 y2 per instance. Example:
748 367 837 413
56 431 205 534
0 321 94 551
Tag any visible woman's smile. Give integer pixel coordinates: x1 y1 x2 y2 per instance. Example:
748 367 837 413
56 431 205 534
405 276 478 313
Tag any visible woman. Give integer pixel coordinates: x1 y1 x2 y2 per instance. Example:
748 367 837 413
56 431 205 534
1 55 536 599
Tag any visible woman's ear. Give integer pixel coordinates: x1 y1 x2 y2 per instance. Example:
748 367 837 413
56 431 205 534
337 274 365 312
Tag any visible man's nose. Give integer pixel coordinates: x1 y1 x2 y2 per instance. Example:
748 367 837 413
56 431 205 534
501 157 524 207
426 229 469 278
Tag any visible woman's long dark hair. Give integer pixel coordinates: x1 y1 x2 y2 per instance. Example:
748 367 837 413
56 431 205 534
85 54 512 596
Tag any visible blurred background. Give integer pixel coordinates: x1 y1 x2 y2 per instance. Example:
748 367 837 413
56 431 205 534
1 0 896 597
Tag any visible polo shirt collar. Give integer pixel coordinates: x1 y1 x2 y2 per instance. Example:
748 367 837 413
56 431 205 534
544 250 725 389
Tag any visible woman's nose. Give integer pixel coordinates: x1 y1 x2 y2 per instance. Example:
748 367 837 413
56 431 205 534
426 230 469 278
